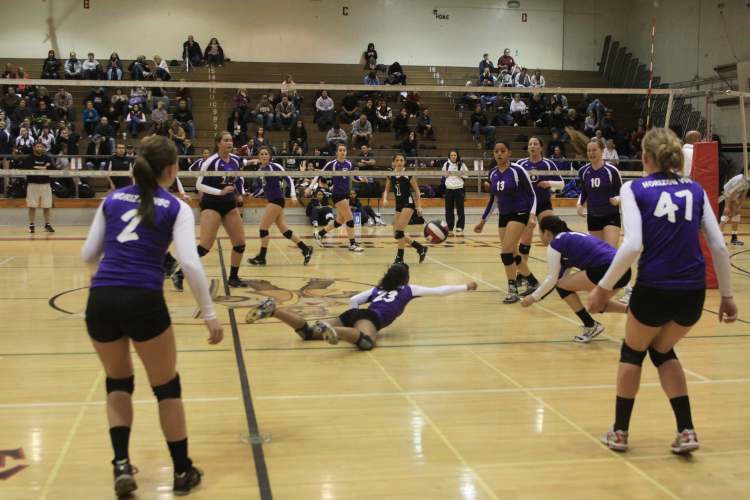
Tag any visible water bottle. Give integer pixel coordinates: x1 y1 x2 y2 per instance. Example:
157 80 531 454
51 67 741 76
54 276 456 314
353 211 362 237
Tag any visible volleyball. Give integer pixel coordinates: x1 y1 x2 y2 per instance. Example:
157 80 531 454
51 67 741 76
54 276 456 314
424 220 450 244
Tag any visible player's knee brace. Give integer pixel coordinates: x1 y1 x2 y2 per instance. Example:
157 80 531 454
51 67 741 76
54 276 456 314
500 252 514 266
106 375 134 395
334 221 342 228
197 245 209 257
648 347 677 367
233 244 246 254
556 286 573 299
355 332 375 351
620 341 647 366
519 244 531 255
732 215 741 222
346 220 355 228
282 230 294 239
394 230 405 240
152 374 181 401
259 229 269 238
514 254 522 266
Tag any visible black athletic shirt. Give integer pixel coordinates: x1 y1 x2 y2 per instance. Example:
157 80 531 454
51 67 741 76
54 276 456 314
23 153 55 184
390 175 414 206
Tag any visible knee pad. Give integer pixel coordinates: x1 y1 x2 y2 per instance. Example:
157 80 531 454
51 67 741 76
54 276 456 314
556 286 573 299
648 347 677 367
233 244 246 254
732 215 741 222
295 324 314 341
519 244 531 255
394 230 405 240
620 341 647 367
346 220 355 228
720 214 729 223
152 374 181 402
259 229 269 238
500 252 514 266
282 229 293 239
514 254 522 266
196 245 209 257
334 221 342 228
355 332 375 351
106 375 134 395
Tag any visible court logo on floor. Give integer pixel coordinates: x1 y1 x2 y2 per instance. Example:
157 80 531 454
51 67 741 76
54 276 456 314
0 448 27 480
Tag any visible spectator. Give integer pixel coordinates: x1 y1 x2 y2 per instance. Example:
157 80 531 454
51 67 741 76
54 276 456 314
10 99 29 126
603 138 619 165
233 88 250 117
275 95 297 130
509 94 527 126
128 56 151 81
363 71 381 99
529 93 546 125
392 107 410 139
586 98 607 129
326 123 347 152
550 93 569 110
362 98 377 125
182 35 203 68
176 81 192 109
150 100 169 135
498 48 516 72
351 114 373 147
254 94 275 129
110 88 128 117
94 116 116 150
401 130 418 159
387 62 407 85
14 127 34 154
417 107 434 139
442 150 468 234
479 53 494 77
470 104 495 149
564 108 582 131
153 55 171 81
82 101 99 137
148 81 169 111
104 104 122 134
173 99 195 139
87 86 108 115
168 120 186 147
227 109 247 145
2 87 21 116
479 80 498 110
105 52 123 80
306 189 334 227
530 70 546 88
204 37 224 66
584 110 597 135
480 67 496 86
108 142 133 189
497 69 513 87
81 52 101 80
551 146 569 170
281 74 301 107
85 134 111 170
24 140 55 233
125 104 146 137
339 90 360 125
546 129 565 157
375 98 392 131
600 109 617 139
1 62 16 80
250 127 270 155
363 42 378 69
349 190 384 225
357 144 377 170
514 67 532 88
41 50 61 79
64 52 82 79
289 119 308 152
546 104 564 130
314 90 335 130
37 123 56 151
404 91 421 117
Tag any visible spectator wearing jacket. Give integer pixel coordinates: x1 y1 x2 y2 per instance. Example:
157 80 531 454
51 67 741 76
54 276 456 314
204 38 224 66
64 52 82 79
41 50 61 79
351 114 373 148
479 53 494 77
417 108 434 139
81 53 102 80
82 101 100 137
183 35 203 68
275 95 297 130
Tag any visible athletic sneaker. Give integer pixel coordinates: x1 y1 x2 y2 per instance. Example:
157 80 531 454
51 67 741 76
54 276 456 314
455 228 464 235
417 246 428 263
349 243 364 253
171 270 184 292
173 465 203 496
671 429 700 454
393 256 405 265
730 238 745 246
519 280 539 297
313 320 339 345
44 223 55 233
112 459 138 497
245 297 276 323
302 246 314 266
376 217 387 226
367 219 375 226
313 231 325 247
247 255 267 266
227 276 248 288
29 224 34 234
618 284 633 305
503 284 520 304
573 322 605 343
312 220 319 228
601 428 629 451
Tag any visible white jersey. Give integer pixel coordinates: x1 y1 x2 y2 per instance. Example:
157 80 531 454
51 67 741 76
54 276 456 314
724 174 748 200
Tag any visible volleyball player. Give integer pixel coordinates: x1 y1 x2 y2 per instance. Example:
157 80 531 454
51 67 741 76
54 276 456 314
382 153 428 264
246 262 476 350
474 141 537 304
307 143 364 252
588 128 737 454
81 136 222 496
520 216 629 342
516 137 564 295
172 131 248 290
247 146 313 266
719 172 748 245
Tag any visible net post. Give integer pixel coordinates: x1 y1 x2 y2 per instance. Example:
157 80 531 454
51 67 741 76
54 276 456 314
740 95 749 178
664 90 674 129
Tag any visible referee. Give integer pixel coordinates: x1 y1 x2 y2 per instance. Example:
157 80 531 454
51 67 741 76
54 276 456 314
25 139 55 233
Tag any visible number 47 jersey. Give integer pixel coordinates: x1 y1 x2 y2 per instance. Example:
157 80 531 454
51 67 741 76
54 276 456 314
627 173 707 289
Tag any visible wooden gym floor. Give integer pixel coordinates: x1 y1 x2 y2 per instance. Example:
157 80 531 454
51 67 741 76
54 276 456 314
1 221 749 500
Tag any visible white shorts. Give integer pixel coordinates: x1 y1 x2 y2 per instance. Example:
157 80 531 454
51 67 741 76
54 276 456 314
724 175 748 201
26 183 53 209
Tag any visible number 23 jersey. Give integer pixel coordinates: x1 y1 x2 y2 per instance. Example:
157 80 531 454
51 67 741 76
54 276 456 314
365 285 415 328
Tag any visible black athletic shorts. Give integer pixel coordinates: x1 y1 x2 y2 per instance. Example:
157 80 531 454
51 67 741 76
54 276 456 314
332 193 348 205
86 287 171 343
200 195 238 217
536 201 553 216
628 284 706 327
268 198 286 208
587 213 621 232
498 211 530 228
585 265 632 289
338 308 383 331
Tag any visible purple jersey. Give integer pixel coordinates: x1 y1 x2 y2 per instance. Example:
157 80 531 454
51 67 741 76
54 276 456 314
253 162 293 201
550 231 616 271
92 185 180 290
320 159 353 196
482 163 537 218
578 162 622 216
365 285 415 328
629 173 706 289
199 153 245 200
517 157 562 208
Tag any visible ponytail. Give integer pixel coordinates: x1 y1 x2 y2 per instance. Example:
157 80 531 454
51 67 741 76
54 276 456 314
133 135 178 228
538 215 570 235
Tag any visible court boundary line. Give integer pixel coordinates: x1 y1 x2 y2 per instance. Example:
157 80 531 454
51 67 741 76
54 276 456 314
0 256 15 266
217 241 273 500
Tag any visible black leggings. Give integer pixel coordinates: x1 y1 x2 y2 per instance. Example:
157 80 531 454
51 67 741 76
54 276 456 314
444 188 465 230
